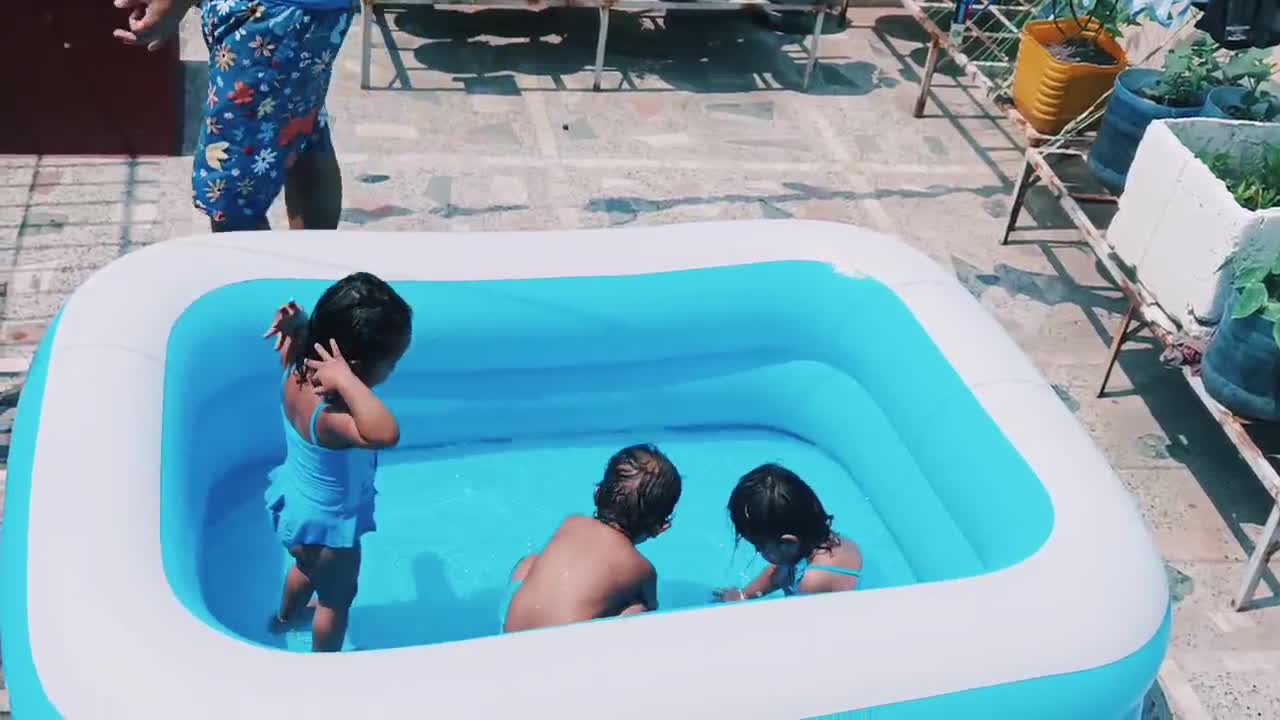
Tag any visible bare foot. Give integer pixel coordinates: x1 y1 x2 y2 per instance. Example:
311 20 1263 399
268 601 317 634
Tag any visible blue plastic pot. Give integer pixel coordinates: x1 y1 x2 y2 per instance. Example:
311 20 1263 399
1087 68 1206 196
1202 309 1280 421
1204 86 1279 121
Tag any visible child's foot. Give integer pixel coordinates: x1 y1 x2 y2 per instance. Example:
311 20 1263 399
267 601 316 634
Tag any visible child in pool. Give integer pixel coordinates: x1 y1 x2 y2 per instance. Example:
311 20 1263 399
501 444 683 633
261 272 412 652
713 463 862 601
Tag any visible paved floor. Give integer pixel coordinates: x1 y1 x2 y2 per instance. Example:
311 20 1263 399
1 6 1279 718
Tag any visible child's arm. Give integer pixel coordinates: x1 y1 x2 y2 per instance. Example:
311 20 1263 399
713 565 782 602
640 568 659 611
619 564 659 617
263 301 307 369
307 340 401 449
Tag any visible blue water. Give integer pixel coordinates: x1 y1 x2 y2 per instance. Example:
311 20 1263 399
167 262 1054 653
201 429 911 651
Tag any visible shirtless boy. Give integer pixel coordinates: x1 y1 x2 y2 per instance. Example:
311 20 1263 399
501 444 682 633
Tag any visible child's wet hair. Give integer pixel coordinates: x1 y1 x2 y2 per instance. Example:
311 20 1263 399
594 444 682 541
293 272 412 385
728 463 836 555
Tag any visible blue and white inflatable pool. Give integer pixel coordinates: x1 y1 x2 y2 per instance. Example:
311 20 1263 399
0 221 1168 718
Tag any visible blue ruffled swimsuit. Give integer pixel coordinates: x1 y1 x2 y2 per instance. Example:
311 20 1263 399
265 375 378 549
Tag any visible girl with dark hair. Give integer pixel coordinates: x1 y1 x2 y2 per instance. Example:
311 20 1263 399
713 463 862 602
261 272 413 651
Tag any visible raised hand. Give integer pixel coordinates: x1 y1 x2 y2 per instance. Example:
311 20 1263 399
263 300 306 365
305 339 361 397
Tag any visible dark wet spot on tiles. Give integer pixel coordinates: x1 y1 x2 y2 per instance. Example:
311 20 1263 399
430 204 527 218
358 174 391 184
564 120 597 141
461 75 521 96
982 196 1009 218
427 176 453 207
707 101 774 122
923 136 947 157
20 212 67 236
951 255 1126 311
1052 384 1080 413
759 200 792 219
602 198 638 226
1136 433 1173 460
340 205 415 225
1166 563 1194 603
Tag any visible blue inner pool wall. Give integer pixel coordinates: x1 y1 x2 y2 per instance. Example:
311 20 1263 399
162 262 1054 645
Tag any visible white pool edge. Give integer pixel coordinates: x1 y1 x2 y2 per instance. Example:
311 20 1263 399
23 220 1168 718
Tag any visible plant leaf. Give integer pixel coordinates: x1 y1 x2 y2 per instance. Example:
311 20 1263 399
1262 301 1280 321
1235 264 1270 286
1234 282 1268 318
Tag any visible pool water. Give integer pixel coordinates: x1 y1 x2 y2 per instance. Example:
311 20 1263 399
168 262 1052 653
201 429 911 651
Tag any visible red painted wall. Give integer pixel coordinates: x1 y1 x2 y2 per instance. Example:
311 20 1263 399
0 1 183 156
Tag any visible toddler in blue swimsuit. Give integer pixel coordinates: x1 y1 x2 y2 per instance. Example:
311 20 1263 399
262 272 412 652
713 463 863 602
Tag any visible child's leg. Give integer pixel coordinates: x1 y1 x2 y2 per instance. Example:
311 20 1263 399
270 553 316 631
304 545 361 653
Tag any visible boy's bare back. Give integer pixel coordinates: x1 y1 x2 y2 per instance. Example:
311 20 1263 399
504 516 656 633
500 445 682 634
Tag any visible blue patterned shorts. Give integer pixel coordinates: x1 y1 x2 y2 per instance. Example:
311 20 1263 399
193 0 354 228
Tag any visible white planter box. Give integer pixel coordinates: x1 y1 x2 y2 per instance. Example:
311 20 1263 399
1107 118 1280 334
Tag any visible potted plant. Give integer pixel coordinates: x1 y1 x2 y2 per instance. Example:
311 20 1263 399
1088 34 1220 195
1107 118 1280 336
1012 0 1134 134
1202 148 1280 419
1205 49 1279 122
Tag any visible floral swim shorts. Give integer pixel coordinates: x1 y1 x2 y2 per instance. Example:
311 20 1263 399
193 0 354 228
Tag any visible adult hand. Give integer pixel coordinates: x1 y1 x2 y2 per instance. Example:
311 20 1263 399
112 0 192 52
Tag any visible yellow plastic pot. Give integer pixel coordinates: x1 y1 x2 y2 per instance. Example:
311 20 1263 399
1012 19 1128 135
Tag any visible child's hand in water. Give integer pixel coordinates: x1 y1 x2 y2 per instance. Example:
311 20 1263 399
712 587 748 603
306 340 361 396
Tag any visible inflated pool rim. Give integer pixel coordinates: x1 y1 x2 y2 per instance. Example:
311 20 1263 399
0 221 1169 718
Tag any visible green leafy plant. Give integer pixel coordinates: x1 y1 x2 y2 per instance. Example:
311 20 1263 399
1203 148 1280 211
1227 254 1280 348
1220 147 1280 346
1140 35 1222 108
1217 49 1278 121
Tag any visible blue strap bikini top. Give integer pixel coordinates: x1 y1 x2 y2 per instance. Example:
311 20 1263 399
783 559 862 596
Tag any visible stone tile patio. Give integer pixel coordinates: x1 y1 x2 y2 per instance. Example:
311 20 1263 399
0 5 1278 718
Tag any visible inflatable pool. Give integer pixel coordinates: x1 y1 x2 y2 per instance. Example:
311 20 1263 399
1 221 1168 718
